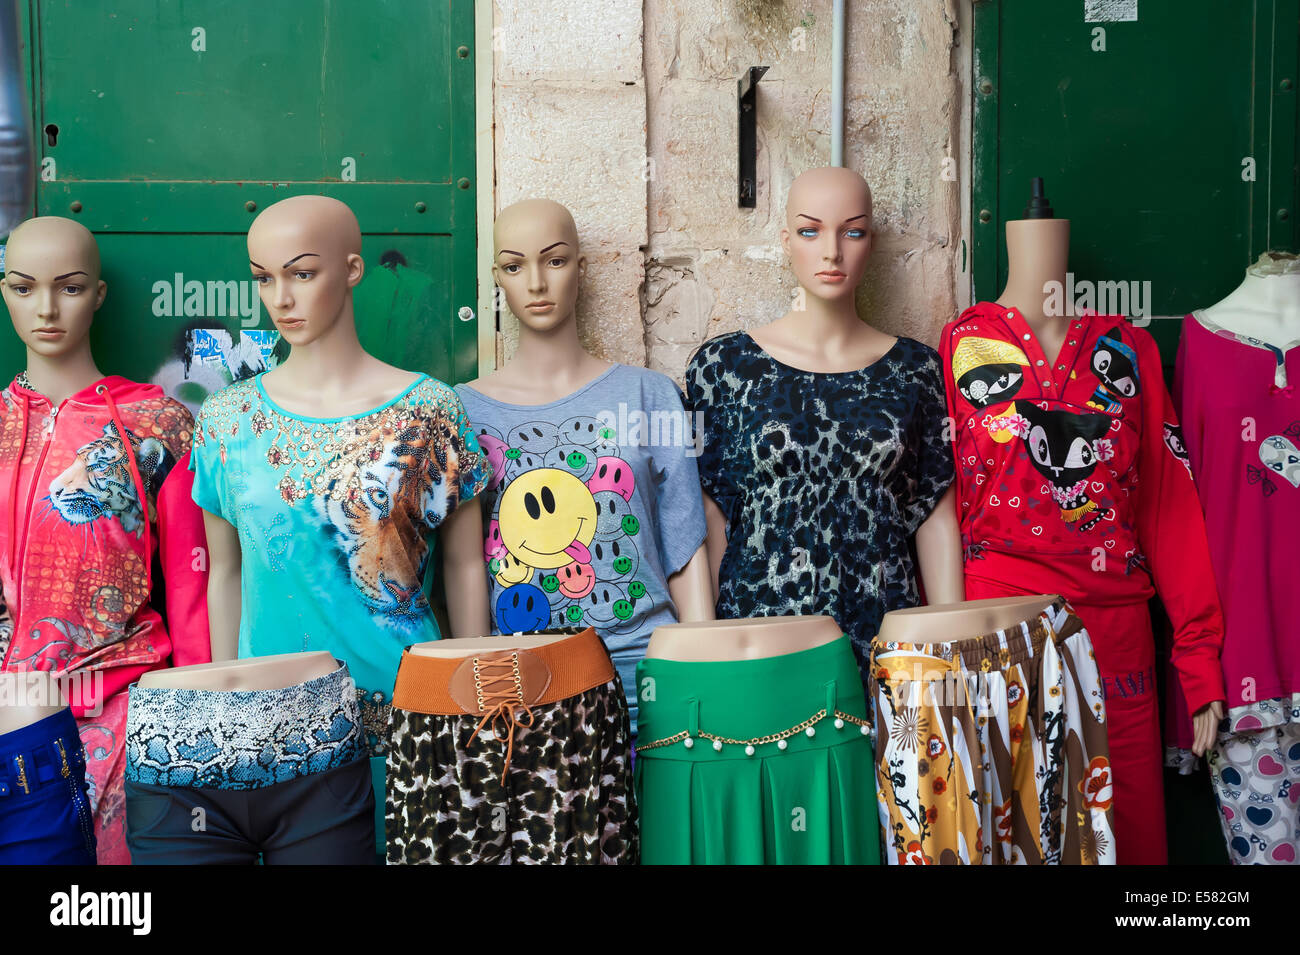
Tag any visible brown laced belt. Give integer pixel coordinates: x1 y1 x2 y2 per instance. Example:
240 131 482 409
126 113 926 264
391 627 613 784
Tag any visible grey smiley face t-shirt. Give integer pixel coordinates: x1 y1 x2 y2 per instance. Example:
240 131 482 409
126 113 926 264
455 364 707 734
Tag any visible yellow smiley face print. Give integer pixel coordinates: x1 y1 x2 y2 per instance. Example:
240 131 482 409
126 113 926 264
491 551 534 586
498 468 598 570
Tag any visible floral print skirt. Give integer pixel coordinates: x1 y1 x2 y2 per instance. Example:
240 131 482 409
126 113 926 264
869 597 1116 864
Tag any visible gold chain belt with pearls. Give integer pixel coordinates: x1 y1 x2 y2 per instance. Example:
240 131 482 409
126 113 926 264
636 707 872 757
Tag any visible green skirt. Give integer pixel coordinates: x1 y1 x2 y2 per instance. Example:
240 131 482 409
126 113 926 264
634 635 880 865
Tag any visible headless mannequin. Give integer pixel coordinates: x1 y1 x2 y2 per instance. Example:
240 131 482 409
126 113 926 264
996 216 1073 367
645 614 840 662
152 195 486 692
876 595 1059 647
655 597 1060 665
0 672 65 734
700 166 963 606
0 217 107 730
448 197 713 622
993 207 1223 756
1195 251 1300 348
136 651 336 690
410 633 567 657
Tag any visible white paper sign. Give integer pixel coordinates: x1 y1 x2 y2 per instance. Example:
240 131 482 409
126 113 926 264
1084 0 1138 22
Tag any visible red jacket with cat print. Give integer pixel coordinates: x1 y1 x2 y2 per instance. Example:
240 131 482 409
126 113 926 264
939 303 1226 716
0 373 211 863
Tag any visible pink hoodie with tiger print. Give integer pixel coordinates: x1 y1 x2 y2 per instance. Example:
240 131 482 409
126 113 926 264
0 373 211 864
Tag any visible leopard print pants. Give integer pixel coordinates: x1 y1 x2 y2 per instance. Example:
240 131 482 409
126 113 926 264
385 674 638 864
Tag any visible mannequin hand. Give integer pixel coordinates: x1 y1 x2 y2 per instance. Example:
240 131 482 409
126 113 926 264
1190 700 1225 757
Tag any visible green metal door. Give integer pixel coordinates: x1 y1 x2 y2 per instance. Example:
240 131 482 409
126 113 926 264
973 0 1299 363
972 0 1300 865
1 0 479 410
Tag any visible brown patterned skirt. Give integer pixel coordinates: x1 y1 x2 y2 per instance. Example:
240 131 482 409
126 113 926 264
868 597 1116 865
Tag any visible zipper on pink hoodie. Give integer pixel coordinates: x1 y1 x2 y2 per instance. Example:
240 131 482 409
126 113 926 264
0 373 212 863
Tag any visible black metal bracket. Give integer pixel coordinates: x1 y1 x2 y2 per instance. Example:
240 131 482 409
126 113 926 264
738 66 768 208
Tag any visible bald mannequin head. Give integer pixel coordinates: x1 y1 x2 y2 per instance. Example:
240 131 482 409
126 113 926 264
781 166 874 302
7 216 103 279
493 198 586 332
786 166 873 224
248 195 365 346
494 198 580 253
250 195 363 259
2 216 107 359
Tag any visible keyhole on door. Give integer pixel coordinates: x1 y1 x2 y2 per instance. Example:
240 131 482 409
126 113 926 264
44 124 59 147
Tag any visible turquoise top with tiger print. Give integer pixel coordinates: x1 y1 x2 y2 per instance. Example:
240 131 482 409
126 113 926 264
189 372 490 846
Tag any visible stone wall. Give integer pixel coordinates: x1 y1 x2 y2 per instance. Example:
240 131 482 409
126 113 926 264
491 0 967 380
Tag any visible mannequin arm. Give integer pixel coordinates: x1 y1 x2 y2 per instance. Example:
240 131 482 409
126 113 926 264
701 492 727 603
441 496 491 638
666 544 715 622
1192 700 1225 757
202 510 241 661
915 485 963 604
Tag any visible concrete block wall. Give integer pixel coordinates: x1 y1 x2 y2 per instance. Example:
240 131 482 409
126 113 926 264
491 0 966 381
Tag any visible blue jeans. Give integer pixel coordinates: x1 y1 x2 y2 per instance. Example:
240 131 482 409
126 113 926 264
0 708 97 864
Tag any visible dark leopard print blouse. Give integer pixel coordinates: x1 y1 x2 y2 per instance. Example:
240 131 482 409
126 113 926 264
684 331 954 679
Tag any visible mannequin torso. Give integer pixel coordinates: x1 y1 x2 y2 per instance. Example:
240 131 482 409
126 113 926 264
645 614 841 661
259 363 426 419
462 348 712 624
200 365 440 675
876 594 1059 645
1194 252 1300 349
995 218 1072 367
136 651 338 691
0 672 66 735
408 633 566 657
467 352 613 405
747 316 898 375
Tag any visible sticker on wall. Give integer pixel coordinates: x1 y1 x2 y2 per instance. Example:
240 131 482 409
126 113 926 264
151 326 284 413
188 327 280 377
1084 0 1137 22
